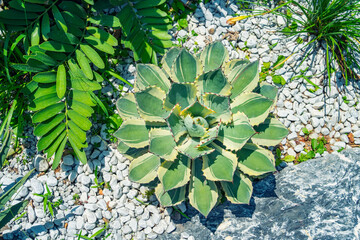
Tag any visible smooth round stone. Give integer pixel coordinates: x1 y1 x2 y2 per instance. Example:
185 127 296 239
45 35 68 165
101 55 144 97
63 155 74 166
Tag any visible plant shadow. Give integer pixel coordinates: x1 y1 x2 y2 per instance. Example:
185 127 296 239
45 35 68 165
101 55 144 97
170 174 277 234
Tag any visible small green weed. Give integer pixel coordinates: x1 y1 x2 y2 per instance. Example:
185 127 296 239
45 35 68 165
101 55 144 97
259 55 287 85
76 223 110 240
91 167 105 190
33 183 62 217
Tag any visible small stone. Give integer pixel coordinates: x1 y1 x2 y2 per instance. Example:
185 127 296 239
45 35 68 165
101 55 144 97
84 223 96 231
208 28 215 35
321 128 330 136
72 205 84 215
277 109 289 118
85 210 97 224
287 148 296 157
153 224 165 235
31 179 44 194
28 206 36 223
34 155 49 172
68 170 77 182
277 16 286 25
18 186 29 198
47 176 58 187
294 145 304 153
63 155 74 166
287 132 297 140
81 175 91 185
128 218 138 232
85 203 98 211
178 29 187 38
311 118 320 128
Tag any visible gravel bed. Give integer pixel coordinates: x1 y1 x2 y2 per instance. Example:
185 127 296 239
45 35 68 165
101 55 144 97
1 0 360 239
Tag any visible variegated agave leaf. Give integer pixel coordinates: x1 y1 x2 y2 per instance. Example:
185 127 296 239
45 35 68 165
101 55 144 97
114 41 288 217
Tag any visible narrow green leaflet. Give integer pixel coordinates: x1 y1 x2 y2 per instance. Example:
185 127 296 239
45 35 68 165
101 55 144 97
221 170 253 204
28 93 61 112
135 64 171 92
52 135 67 169
200 41 228 72
189 158 218 217
56 64 66 98
155 184 186 207
37 123 65 151
68 110 92 131
158 154 191 191
33 71 56 83
68 137 87 164
202 142 237 182
236 143 276 176
129 153 160 183
149 129 178 161
251 117 289 146
80 44 105 69
32 103 65 123
217 112 255 151
114 119 149 148
34 114 65 137
76 50 93 80
231 93 274 126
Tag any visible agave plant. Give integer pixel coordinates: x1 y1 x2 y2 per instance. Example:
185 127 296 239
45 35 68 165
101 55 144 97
114 42 288 216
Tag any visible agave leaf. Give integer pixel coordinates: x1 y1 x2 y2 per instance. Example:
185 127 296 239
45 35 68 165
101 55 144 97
117 141 148 161
203 142 237 182
165 104 187 142
223 59 250 77
163 83 197 110
170 49 202 83
161 47 181 77
189 158 218 217
116 93 140 120
231 92 274 126
197 122 221 147
200 41 229 72
179 100 215 118
135 64 171 92
135 86 168 122
149 129 178 161
236 143 276 176
217 112 255 151
129 153 160 183
254 82 278 101
221 170 253 204
176 137 214 159
230 61 259 99
203 94 232 124
251 117 288 146
158 154 191 191
155 184 186 207
114 119 149 148
197 69 231 96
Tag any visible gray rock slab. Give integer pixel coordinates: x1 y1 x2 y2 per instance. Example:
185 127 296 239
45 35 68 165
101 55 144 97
159 149 360 240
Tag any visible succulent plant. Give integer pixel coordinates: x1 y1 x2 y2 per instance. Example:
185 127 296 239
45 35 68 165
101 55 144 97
114 42 288 216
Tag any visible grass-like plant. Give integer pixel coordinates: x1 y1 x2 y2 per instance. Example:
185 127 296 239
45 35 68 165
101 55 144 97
33 183 62 218
282 0 360 85
114 42 288 216
231 0 360 86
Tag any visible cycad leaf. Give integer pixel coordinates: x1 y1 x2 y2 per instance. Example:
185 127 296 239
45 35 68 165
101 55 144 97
52 5 68 32
56 64 66 98
37 123 65 151
41 13 50 41
76 50 93 80
80 44 105 69
53 135 67 169
68 136 87 164
68 110 92 131
29 93 61 112
33 71 56 83
34 113 65 137
32 103 65 123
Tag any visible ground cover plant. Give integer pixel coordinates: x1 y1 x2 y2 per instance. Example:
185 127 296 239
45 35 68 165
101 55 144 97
114 41 288 216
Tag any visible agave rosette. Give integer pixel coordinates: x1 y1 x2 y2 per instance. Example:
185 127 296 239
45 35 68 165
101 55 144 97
114 42 288 216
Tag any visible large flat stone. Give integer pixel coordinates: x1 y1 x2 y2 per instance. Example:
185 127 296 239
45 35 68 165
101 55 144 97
159 149 360 240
